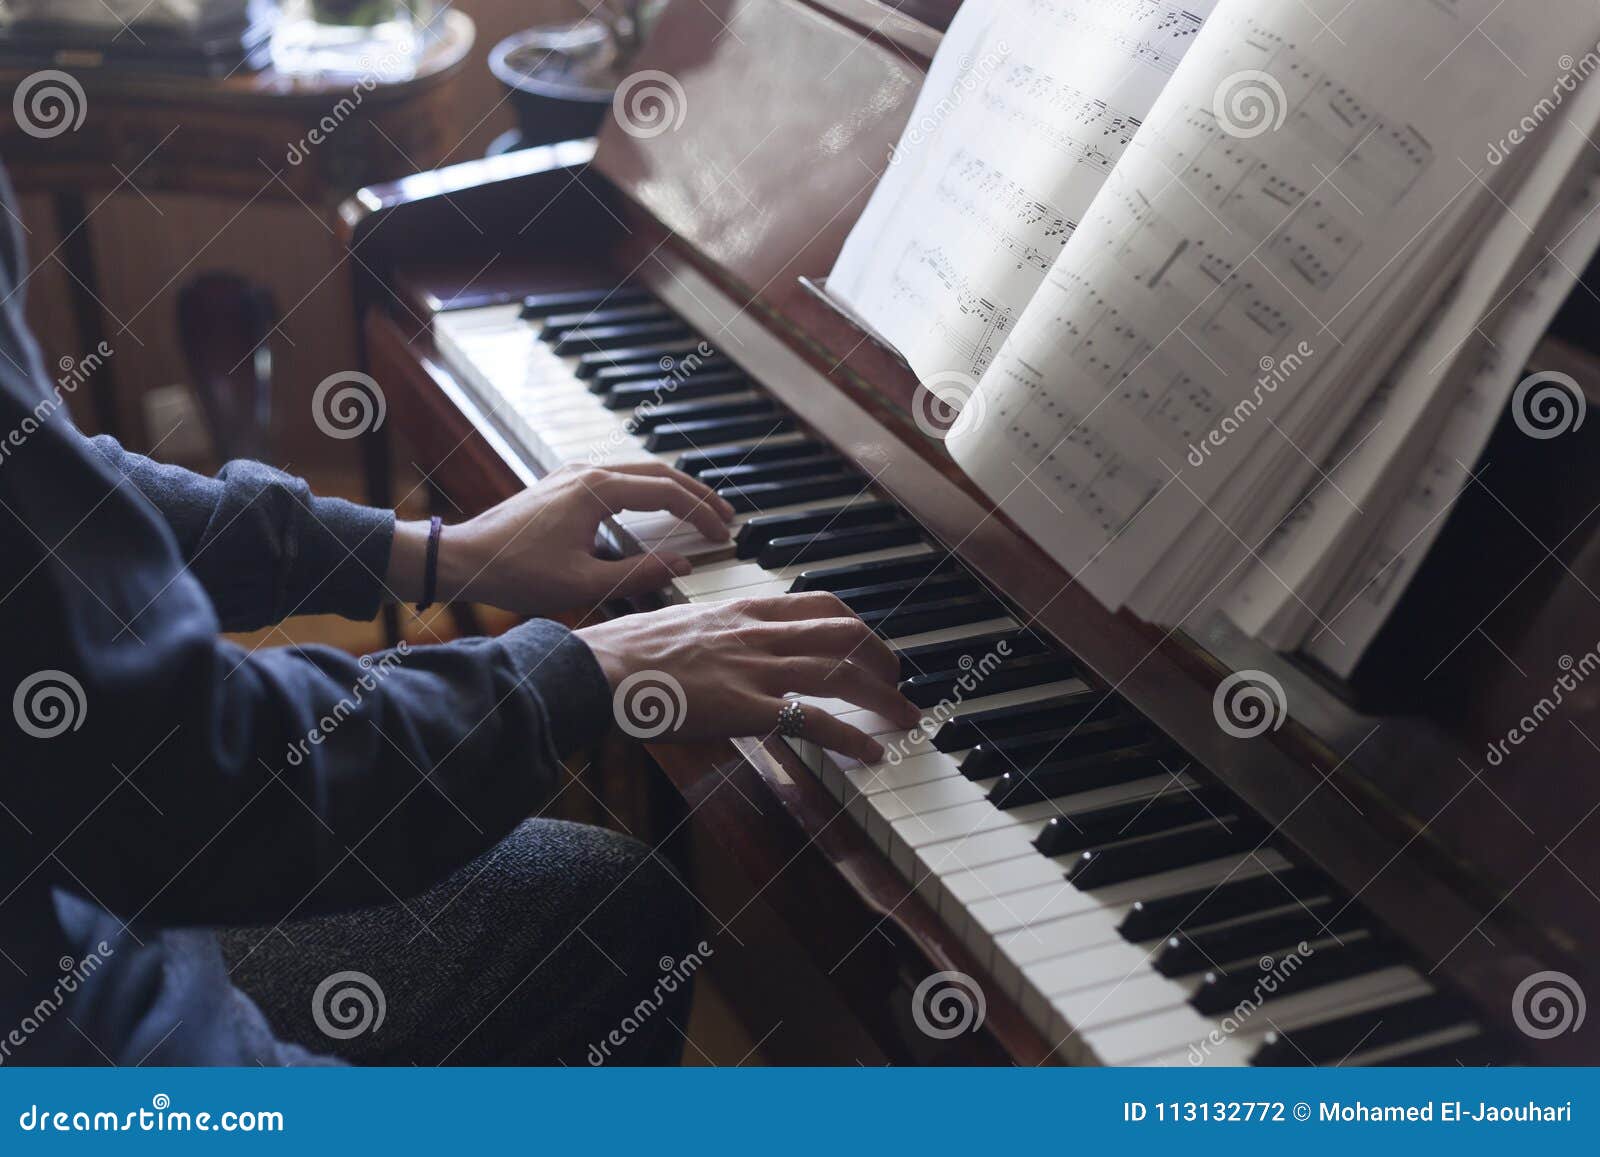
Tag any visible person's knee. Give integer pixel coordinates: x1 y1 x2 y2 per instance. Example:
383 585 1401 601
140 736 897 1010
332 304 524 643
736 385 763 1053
562 822 699 975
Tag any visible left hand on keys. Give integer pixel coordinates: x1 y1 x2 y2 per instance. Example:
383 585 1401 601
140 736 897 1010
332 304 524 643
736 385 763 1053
389 462 736 615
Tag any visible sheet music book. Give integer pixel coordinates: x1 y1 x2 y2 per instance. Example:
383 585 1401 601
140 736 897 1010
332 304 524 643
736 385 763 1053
829 0 1600 674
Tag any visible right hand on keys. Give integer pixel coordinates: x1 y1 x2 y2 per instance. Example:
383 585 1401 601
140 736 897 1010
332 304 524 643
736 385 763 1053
576 594 922 764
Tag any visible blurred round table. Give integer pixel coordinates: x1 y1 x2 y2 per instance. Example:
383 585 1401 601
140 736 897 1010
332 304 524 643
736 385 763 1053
0 9 475 438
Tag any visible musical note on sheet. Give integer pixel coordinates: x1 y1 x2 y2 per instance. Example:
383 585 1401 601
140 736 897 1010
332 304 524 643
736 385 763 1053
934 150 1076 275
828 0 1221 385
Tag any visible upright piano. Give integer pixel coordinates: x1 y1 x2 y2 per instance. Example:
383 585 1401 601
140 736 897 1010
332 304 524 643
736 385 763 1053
344 0 1600 1064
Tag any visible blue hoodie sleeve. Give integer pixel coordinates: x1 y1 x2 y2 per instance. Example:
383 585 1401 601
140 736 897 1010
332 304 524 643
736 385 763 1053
0 163 614 926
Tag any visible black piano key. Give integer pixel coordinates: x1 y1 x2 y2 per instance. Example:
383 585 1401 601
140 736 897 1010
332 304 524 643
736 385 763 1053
1154 904 1363 977
1251 993 1477 1066
1063 814 1264 885
696 454 845 488
604 370 748 408
590 357 735 392
834 574 977 615
792 552 964 596
645 414 794 453
628 396 777 433
539 302 673 338
1191 938 1398 1016
1034 788 1227 857
575 340 707 378
676 439 827 476
902 650 1080 709
988 742 1180 810
858 593 1006 639
552 320 692 355
734 500 902 558
718 473 866 513
1370 1032 1499 1066
896 629 1052 680
1119 868 1328 941
961 711 1148 777
758 522 923 569
933 688 1124 752
519 285 651 318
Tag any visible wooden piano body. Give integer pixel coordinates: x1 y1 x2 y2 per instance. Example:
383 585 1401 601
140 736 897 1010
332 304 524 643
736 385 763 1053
344 0 1600 1064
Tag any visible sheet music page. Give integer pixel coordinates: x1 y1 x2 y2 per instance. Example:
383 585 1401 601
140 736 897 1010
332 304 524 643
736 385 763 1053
1303 173 1600 676
827 0 1218 384
945 0 1600 612
1223 70 1600 647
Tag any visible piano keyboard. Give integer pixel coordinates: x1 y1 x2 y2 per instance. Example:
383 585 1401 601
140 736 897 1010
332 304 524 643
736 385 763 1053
433 285 1503 1066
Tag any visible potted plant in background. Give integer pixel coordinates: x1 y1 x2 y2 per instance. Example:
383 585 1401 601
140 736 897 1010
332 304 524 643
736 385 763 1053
488 0 664 153
272 0 434 79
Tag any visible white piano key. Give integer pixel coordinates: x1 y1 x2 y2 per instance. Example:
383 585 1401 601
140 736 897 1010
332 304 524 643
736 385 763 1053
886 618 1018 650
842 750 961 800
674 545 936 598
1100 967 1432 1067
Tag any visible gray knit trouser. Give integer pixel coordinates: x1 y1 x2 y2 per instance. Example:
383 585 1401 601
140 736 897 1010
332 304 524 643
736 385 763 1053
219 819 699 1066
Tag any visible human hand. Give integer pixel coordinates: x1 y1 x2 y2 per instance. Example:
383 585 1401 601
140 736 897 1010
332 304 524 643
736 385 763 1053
575 593 921 763
389 463 735 616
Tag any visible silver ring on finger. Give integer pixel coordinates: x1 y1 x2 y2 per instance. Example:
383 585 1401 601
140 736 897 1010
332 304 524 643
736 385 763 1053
777 699 807 739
